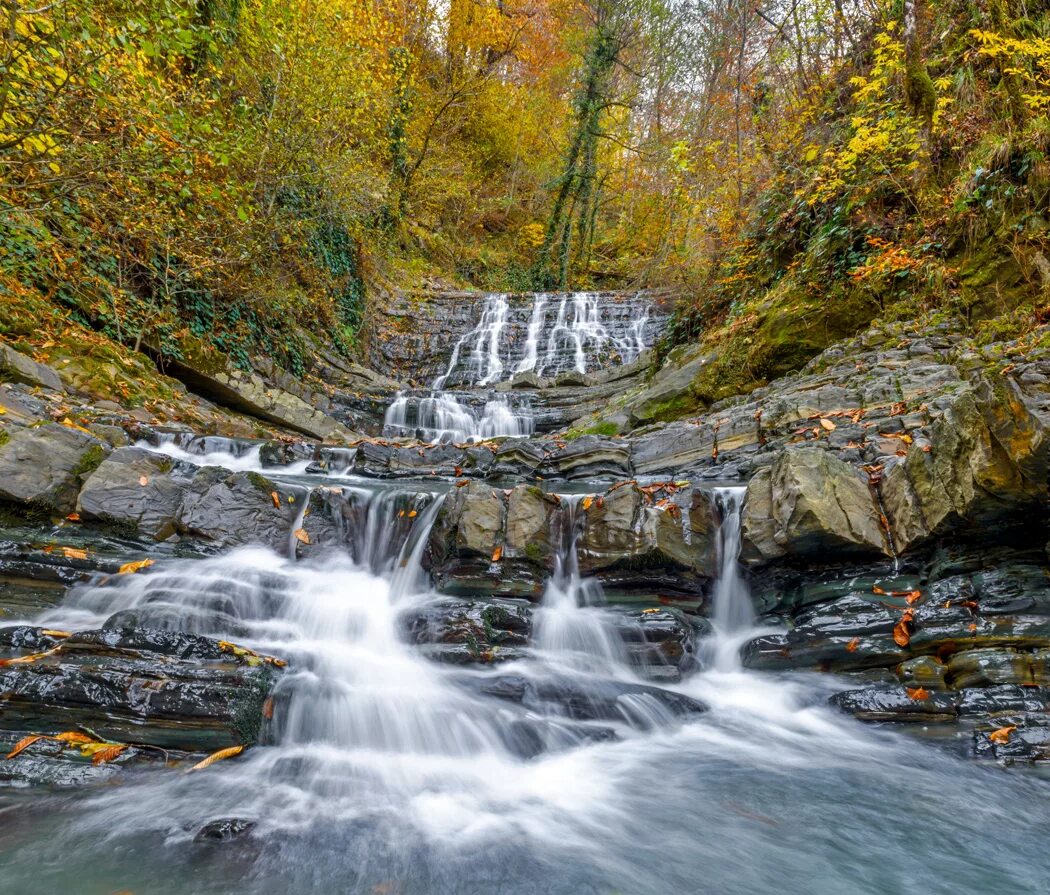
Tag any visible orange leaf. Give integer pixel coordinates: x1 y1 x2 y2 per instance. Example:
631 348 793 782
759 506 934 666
0 646 60 667
65 512 81 522
893 611 914 648
5 735 45 759
40 629 70 638
90 743 128 765
988 725 1016 745
454 466 463 476
408 510 417 518
581 496 594 511
188 744 245 772
819 418 836 431
270 491 280 508
845 637 860 653
118 558 154 575
491 545 503 562
455 480 469 488
54 731 95 745
61 547 87 560
293 528 310 544
905 590 922 605
905 686 929 700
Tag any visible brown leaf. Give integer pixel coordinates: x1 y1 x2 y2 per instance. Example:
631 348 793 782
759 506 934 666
5 735 45 759
61 547 88 560
819 418 836 431
454 466 463 476
262 697 274 720
118 558 154 575
988 725 1016 745
455 480 469 488
188 744 245 772
905 686 929 700
845 637 860 653
491 545 503 562
89 743 128 765
293 528 310 544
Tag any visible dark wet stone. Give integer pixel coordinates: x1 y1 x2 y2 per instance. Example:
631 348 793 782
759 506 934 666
194 818 258 844
0 423 109 515
401 597 533 665
974 713 1050 763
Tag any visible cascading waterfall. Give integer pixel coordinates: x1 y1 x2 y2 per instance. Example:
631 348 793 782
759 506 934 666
385 291 658 443
705 486 755 671
533 495 629 675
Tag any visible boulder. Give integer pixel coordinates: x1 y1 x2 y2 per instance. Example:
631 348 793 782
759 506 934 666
77 446 193 539
741 447 887 564
0 344 63 391
178 468 304 553
400 597 533 664
0 423 109 514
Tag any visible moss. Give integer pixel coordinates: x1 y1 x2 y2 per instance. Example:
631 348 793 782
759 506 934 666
247 471 277 494
71 443 106 479
524 541 545 563
0 429 8 449
565 420 621 438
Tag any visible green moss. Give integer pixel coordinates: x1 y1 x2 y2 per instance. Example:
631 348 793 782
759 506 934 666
524 541 545 563
565 420 621 438
71 443 106 479
247 471 277 494
0 429 9 449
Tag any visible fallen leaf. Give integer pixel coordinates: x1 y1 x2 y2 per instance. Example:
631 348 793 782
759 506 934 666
61 546 88 560
819 418 836 431
408 510 417 518
905 590 922 605
988 725 1016 745
87 743 128 765
293 528 310 544
0 646 60 667
40 629 70 638
54 731 95 745
5 735 45 759
454 466 463 476
188 744 245 772
905 686 929 700
65 512 81 522
270 491 280 508
138 475 149 486
118 558 154 575
846 637 860 653
893 609 915 648
581 496 594 511
262 697 274 720
491 545 502 562
455 480 469 488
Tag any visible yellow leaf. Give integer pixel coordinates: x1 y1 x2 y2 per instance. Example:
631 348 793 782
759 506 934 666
118 558 154 575
40 629 70 638
293 528 310 544
5 734 45 759
819 418 836 431
89 743 127 765
61 546 88 560
581 496 594 511
408 509 417 518
188 744 245 772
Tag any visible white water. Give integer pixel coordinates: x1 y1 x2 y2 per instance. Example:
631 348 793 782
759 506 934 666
707 486 755 671
12 481 1050 893
136 434 314 475
383 392 534 443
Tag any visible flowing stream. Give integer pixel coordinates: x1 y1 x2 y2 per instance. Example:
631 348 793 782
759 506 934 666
3 473 1050 894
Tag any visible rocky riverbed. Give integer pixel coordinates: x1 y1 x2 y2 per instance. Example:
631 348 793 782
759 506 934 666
0 294 1048 891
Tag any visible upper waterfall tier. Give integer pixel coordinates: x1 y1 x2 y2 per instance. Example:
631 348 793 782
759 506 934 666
369 289 669 387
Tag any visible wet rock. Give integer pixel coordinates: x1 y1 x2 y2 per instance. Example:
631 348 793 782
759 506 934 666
401 597 533 664
0 343 64 392
741 447 887 564
490 439 546 478
897 655 949 691
77 447 194 540
611 608 707 681
475 672 706 725
0 625 281 753
947 647 1050 688
831 683 1050 723
0 423 109 515
974 713 1050 763
194 818 258 844
538 435 631 480
178 468 303 553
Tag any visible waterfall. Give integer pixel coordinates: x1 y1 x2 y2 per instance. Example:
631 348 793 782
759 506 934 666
706 486 754 671
383 392 534 443
533 495 627 675
514 294 547 373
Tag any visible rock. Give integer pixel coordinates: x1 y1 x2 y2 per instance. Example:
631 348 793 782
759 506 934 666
0 423 109 514
474 672 706 725
77 447 193 539
539 435 631 479
178 468 303 552
194 818 257 844
974 713 1050 763
400 597 533 664
741 447 887 563
831 683 1050 723
0 625 281 753
0 344 64 391
897 655 950 691
611 608 707 681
